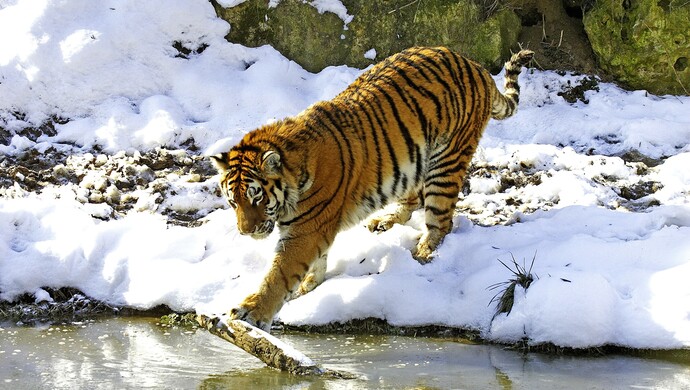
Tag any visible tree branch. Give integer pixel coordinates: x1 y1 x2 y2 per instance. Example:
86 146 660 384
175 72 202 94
196 314 354 378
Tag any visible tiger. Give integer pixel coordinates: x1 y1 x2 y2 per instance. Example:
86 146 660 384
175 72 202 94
211 46 534 330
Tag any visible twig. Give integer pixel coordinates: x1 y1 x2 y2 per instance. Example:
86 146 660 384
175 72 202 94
388 0 420 14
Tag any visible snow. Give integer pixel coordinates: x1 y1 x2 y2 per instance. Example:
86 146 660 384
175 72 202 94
220 0 354 27
236 319 317 367
1 0 690 350
309 0 353 27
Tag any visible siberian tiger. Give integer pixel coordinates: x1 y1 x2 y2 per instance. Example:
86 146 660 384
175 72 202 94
211 47 534 330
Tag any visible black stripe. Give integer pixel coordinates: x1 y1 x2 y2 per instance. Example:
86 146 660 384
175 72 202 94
458 56 479 128
429 153 459 173
408 52 456 122
412 51 456 95
425 179 459 189
343 103 369 161
436 50 463 124
387 63 436 139
364 94 399 202
425 205 449 216
281 198 325 226
283 107 353 227
312 105 356 170
358 97 389 205
369 83 415 195
506 67 521 77
373 74 421 159
506 80 519 91
393 58 445 123
425 222 441 230
414 144 424 186
424 190 457 199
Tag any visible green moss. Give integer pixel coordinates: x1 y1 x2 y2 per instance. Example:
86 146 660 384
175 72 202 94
213 0 521 73
584 0 690 95
212 0 275 46
270 1 347 72
341 0 408 68
159 312 199 327
474 8 522 72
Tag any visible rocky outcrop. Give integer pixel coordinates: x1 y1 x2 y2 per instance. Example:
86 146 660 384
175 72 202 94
211 0 521 73
583 0 689 95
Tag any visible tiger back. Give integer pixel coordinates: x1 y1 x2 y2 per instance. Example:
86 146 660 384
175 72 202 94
212 47 534 330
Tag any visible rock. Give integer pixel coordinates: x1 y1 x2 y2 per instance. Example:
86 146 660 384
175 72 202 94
583 0 690 95
53 164 69 178
183 173 202 183
104 185 121 204
135 166 156 185
212 0 521 73
94 154 108 167
89 190 105 204
213 0 347 72
348 0 522 72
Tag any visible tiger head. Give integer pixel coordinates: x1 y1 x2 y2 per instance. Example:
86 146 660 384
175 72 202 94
211 147 294 239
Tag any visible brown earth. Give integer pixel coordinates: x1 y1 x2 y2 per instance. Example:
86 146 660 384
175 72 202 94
509 0 602 77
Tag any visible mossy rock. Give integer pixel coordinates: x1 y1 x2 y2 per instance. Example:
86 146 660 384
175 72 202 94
212 0 521 73
346 0 521 72
583 0 690 95
212 0 347 71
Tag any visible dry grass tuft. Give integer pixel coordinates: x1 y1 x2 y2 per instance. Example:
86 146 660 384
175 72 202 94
488 252 537 319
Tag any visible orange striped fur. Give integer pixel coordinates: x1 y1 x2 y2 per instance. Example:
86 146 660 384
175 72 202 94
211 47 533 330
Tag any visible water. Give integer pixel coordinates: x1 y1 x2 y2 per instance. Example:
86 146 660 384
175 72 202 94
1 317 689 389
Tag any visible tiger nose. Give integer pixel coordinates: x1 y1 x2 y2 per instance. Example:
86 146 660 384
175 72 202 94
237 220 253 235
236 213 253 235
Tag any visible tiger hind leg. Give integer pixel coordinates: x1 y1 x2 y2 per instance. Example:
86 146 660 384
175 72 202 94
367 192 422 233
413 179 463 263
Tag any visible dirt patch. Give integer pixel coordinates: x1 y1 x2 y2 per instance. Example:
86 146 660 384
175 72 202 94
0 145 221 226
509 0 602 76
0 287 120 325
0 113 67 146
557 75 600 103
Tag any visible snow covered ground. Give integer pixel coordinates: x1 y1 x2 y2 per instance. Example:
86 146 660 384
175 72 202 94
1 0 689 350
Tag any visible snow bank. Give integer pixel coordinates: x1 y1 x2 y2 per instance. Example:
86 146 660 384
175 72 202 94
1 0 690 350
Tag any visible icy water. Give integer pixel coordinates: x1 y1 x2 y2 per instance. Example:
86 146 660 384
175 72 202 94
1 317 689 389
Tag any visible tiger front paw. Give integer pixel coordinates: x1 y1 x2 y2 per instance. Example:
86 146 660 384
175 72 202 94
366 214 397 233
412 231 444 264
228 294 274 331
293 272 321 298
412 241 434 264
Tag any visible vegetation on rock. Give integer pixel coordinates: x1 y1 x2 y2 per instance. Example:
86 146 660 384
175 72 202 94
211 0 521 73
212 0 689 95
583 0 690 95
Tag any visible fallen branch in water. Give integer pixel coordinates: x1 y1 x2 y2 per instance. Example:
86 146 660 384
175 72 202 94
196 314 354 378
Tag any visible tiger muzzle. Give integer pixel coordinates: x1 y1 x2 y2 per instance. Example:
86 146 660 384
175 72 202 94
248 220 275 239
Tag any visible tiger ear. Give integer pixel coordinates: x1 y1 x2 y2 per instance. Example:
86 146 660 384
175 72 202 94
261 150 281 176
210 153 230 173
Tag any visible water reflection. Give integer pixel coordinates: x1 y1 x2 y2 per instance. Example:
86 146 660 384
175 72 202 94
1 318 689 389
